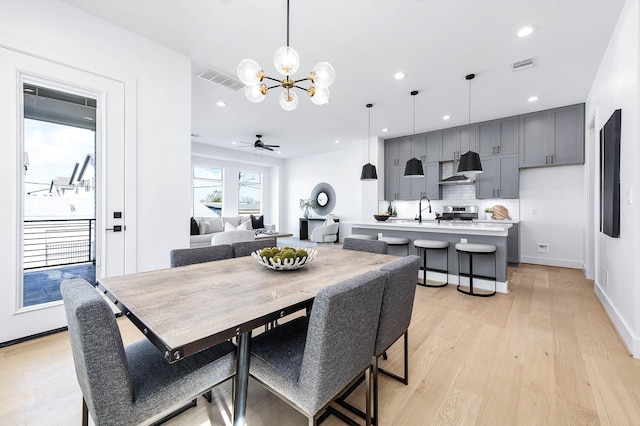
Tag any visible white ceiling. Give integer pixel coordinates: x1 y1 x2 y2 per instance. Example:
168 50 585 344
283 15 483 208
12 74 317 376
60 0 624 159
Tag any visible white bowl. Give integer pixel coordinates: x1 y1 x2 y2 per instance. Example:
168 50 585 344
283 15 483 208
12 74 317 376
251 248 318 271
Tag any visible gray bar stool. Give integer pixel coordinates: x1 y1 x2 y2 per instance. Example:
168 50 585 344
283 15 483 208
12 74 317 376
378 236 410 256
414 239 449 287
455 243 497 297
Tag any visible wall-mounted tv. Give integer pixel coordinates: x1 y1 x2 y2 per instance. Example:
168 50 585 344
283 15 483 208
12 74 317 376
600 109 621 238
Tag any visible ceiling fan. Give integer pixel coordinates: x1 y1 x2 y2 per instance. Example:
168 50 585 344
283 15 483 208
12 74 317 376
240 135 280 151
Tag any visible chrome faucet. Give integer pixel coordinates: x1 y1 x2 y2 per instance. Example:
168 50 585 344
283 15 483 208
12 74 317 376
418 196 432 224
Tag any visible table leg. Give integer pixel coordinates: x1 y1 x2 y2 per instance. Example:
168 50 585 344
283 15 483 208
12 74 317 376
233 330 252 426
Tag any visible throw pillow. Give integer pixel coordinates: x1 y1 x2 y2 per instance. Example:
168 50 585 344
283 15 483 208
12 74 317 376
250 214 264 229
190 217 199 236
237 219 251 230
196 218 211 234
224 221 236 232
208 217 224 233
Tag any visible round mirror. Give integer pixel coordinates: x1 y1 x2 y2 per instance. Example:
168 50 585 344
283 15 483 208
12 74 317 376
317 192 328 207
310 182 336 216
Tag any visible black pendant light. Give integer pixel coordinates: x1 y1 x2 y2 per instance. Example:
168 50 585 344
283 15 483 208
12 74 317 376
457 74 483 175
360 103 378 181
404 90 424 178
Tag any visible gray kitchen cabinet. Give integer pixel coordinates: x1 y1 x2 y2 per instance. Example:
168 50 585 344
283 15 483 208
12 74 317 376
384 165 404 200
439 128 459 161
408 161 441 200
519 103 585 168
424 162 441 200
385 136 411 168
507 223 520 265
424 132 440 163
478 117 518 156
476 153 519 199
439 125 478 161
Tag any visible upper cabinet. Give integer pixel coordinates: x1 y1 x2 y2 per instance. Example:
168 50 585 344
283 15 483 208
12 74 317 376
478 117 518 156
519 103 585 168
439 126 478 161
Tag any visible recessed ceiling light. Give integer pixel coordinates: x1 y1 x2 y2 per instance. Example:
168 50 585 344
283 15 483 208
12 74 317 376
335 139 341 144
381 128 389 133
231 141 237 145
216 100 227 107
394 72 406 80
277 150 282 154
442 115 450 120
528 96 538 102
517 26 534 38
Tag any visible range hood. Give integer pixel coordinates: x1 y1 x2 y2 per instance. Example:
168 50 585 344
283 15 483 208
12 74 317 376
438 174 476 185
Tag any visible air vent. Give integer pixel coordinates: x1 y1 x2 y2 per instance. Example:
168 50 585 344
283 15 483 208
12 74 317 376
511 57 535 72
197 66 243 91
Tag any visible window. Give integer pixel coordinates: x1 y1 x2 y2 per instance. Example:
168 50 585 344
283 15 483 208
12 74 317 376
193 166 223 217
238 171 261 215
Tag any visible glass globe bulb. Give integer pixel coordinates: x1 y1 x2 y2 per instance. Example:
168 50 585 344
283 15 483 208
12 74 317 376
310 86 330 105
273 46 300 76
312 62 335 88
279 90 299 111
245 84 266 103
237 59 263 86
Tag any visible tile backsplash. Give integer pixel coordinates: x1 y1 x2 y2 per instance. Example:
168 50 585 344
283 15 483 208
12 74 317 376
379 162 520 221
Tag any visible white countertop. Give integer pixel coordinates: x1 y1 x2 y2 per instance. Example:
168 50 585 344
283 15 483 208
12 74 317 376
347 220 513 237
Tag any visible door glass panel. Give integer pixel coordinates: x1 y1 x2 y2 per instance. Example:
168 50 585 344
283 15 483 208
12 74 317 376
22 84 96 307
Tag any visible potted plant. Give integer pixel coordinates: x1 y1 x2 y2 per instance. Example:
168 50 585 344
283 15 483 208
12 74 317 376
300 198 312 218
484 207 493 220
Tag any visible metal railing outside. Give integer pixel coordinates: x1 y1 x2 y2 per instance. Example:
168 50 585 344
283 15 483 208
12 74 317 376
23 219 95 270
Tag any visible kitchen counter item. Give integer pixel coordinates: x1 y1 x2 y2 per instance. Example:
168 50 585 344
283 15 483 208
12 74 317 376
492 205 511 220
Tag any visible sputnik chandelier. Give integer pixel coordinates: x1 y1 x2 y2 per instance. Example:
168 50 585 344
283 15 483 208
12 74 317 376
236 0 335 111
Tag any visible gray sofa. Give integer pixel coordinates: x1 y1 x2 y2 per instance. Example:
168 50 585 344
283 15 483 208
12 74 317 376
190 215 274 248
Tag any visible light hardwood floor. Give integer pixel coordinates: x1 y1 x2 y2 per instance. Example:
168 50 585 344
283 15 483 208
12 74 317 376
2 263 640 425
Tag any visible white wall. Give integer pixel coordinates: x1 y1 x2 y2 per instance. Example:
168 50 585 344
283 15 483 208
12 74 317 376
519 165 585 268
282 141 375 239
1 0 192 273
586 0 640 356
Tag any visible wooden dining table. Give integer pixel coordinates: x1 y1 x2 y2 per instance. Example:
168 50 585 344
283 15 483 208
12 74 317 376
97 245 399 426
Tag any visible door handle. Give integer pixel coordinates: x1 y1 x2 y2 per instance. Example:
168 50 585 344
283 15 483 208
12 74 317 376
106 225 125 232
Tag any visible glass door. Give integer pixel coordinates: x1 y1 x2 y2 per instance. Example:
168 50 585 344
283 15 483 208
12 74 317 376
0 46 127 343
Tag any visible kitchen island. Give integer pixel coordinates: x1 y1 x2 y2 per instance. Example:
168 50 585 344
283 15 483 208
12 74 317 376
347 220 513 293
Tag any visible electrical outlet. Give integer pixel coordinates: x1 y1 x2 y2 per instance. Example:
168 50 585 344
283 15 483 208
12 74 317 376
461 238 467 244
536 243 548 253
532 207 538 215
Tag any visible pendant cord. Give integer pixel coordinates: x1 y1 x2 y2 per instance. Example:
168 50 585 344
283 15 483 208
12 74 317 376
286 0 290 47
368 107 371 162
468 79 471 125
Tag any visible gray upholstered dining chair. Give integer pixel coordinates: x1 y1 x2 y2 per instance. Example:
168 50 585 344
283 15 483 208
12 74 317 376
231 238 276 257
336 255 420 425
373 255 420 422
343 237 388 254
169 244 233 267
61 278 236 426
248 270 387 426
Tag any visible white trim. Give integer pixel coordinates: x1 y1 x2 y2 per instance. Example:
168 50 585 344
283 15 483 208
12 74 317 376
594 280 639 357
520 256 583 269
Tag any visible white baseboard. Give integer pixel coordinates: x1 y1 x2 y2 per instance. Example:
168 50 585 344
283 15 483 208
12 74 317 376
520 256 583 269
594 280 640 358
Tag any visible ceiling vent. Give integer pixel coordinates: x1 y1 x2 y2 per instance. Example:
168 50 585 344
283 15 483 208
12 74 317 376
511 57 535 72
197 66 243 91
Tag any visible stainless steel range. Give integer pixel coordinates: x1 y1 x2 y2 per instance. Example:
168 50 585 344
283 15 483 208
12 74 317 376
441 206 479 221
